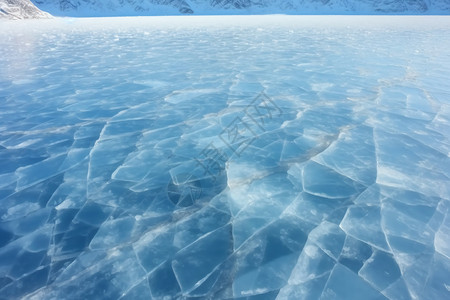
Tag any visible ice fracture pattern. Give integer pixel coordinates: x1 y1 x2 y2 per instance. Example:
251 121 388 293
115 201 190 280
0 16 449 300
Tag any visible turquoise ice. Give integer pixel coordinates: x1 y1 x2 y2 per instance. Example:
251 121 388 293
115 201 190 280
0 16 449 299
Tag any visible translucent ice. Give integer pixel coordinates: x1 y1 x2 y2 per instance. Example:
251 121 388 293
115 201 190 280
0 16 449 299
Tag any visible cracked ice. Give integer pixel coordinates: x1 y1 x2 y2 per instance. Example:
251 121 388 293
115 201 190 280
0 16 449 300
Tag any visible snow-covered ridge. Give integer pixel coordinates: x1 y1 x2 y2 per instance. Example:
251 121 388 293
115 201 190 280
31 0 450 17
0 0 51 19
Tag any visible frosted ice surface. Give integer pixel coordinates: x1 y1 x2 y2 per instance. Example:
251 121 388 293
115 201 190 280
0 16 450 299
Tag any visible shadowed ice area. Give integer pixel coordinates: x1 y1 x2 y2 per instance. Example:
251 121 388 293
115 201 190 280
0 16 449 300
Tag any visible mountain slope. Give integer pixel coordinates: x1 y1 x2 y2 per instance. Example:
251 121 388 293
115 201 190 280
0 0 52 19
32 0 450 16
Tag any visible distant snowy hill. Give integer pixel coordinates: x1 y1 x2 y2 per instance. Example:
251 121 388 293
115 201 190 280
0 0 51 18
32 0 450 17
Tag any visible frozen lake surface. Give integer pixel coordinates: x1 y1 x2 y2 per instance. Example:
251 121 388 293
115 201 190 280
1 16 450 299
